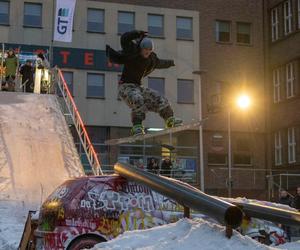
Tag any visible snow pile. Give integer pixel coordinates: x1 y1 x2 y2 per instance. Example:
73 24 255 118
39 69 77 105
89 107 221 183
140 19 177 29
93 218 280 250
0 92 84 248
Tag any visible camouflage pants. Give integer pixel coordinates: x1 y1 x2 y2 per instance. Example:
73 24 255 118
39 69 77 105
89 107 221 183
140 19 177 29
118 83 174 125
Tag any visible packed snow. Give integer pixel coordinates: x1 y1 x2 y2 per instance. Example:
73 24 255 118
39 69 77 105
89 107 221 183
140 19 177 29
93 218 300 250
0 92 84 249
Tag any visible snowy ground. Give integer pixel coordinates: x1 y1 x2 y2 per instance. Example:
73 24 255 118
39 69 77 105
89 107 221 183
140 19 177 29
0 92 84 249
93 218 300 250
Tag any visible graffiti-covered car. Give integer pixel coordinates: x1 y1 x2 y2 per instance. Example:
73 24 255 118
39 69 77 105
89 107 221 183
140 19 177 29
34 175 184 250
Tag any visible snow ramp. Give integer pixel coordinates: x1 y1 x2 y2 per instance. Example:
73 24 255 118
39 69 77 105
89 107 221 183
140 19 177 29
0 92 84 206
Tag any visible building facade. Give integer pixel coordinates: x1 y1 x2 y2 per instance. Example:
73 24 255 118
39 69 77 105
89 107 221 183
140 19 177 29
266 0 300 197
1 0 288 199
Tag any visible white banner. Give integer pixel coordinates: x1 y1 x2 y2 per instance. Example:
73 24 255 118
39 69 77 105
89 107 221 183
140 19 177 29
53 0 76 43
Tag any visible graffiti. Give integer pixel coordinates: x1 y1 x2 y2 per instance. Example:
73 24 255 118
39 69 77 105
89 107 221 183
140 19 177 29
81 190 155 212
49 185 69 200
65 218 97 230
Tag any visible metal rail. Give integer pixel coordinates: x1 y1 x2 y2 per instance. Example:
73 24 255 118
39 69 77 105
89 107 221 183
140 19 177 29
56 69 102 175
114 162 243 229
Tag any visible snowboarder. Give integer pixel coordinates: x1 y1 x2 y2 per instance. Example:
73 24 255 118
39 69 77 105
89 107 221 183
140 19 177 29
106 30 182 135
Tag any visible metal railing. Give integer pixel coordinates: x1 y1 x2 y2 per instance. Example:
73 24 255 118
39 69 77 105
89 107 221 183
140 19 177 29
56 69 102 175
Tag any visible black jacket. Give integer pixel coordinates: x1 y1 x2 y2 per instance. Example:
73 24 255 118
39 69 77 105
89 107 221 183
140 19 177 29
278 195 292 207
106 30 175 85
20 64 34 82
292 195 300 210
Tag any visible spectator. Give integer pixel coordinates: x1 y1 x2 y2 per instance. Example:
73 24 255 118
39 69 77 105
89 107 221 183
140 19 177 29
3 48 17 91
147 158 159 174
278 189 292 207
292 186 300 210
278 189 292 242
161 157 172 177
20 60 34 93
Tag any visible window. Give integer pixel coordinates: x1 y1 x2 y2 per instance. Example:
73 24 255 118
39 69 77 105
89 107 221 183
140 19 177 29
275 131 282 166
284 0 292 35
237 22 251 44
0 1 9 25
148 14 164 37
216 20 231 42
273 68 281 103
23 3 42 27
233 154 252 166
288 127 296 163
208 153 227 165
286 62 295 98
177 79 194 104
87 8 104 33
118 11 134 34
63 71 74 95
148 77 165 96
176 17 193 40
87 73 105 98
271 8 279 41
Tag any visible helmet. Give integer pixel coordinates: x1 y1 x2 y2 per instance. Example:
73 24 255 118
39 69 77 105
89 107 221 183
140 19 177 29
140 37 154 50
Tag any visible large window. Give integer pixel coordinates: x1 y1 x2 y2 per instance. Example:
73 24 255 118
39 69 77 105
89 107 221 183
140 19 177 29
148 14 164 37
286 62 295 98
87 8 104 33
23 2 42 27
271 8 279 41
275 131 282 166
273 68 281 103
0 1 9 25
237 22 251 44
177 79 194 104
216 20 231 42
87 73 105 98
176 17 193 40
288 127 296 163
284 0 292 35
118 11 134 34
148 77 165 96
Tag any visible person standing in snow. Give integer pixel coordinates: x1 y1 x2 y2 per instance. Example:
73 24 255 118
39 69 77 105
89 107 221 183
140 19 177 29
161 157 172 177
20 60 34 93
278 189 292 241
292 186 300 210
3 48 17 91
106 30 182 136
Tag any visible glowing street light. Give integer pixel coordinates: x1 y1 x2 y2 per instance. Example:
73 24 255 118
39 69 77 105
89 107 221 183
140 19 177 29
236 94 251 109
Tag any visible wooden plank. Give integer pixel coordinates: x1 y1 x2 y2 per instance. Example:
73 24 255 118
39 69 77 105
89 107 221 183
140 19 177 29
105 118 207 146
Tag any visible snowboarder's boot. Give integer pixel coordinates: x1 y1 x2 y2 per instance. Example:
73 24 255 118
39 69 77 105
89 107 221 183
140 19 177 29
131 124 145 136
165 117 183 128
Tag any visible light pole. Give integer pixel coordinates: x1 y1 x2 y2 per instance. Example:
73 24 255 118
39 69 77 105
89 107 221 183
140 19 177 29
228 94 251 197
193 70 206 192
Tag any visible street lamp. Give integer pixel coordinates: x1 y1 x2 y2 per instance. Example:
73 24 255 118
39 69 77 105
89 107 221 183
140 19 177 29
228 93 251 198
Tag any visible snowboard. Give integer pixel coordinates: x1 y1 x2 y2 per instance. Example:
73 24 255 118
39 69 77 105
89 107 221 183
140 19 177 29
105 118 207 146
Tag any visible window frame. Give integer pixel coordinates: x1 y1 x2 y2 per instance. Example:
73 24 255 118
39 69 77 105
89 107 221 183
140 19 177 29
283 0 292 35
118 11 135 35
148 77 165 96
273 68 281 103
87 8 105 34
286 62 295 98
147 13 164 38
271 8 279 41
288 127 296 163
215 20 231 43
236 22 252 45
23 2 43 28
86 73 105 99
0 0 9 26
176 16 193 41
177 79 194 104
274 131 282 166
